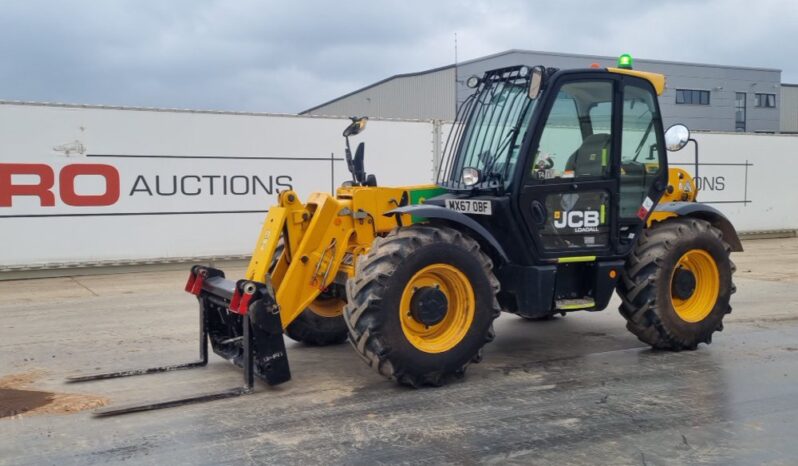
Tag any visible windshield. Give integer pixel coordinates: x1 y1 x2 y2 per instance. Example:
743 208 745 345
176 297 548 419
437 66 538 190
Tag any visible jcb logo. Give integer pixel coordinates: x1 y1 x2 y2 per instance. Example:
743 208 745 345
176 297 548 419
553 210 600 229
0 163 120 207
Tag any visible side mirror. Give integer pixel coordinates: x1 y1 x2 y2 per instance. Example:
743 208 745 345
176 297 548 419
664 124 690 151
528 66 545 99
343 117 368 137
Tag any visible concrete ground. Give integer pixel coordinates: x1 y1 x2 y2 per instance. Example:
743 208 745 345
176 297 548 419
1 238 797 465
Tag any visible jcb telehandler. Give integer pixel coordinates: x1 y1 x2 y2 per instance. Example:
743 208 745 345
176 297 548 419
70 55 740 416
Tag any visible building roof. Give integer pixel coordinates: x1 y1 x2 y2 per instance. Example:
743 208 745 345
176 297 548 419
301 49 782 114
466 49 782 73
300 64 455 114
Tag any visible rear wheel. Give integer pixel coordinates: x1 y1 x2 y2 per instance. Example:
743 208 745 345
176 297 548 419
271 241 348 346
617 218 735 350
345 225 500 387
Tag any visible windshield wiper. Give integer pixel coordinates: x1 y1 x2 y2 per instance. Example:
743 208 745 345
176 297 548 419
482 126 518 179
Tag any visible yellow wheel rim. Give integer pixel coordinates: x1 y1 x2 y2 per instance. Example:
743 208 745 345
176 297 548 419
399 263 475 354
671 249 720 323
307 296 345 318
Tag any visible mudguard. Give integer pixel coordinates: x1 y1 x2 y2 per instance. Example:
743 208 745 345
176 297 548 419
386 204 510 263
654 202 744 252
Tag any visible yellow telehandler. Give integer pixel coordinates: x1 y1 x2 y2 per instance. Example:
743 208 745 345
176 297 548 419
70 55 740 416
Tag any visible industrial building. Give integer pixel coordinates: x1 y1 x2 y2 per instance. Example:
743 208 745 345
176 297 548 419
303 50 795 133
781 84 798 133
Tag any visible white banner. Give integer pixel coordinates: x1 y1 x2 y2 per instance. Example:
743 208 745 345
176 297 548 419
0 103 434 268
668 131 798 232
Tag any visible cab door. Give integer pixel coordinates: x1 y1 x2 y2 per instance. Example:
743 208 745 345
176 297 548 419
518 75 620 261
518 73 667 262
615 77 668 255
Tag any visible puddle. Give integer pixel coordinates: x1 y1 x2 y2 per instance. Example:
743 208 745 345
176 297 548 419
0 371 108 418
0 387 55 418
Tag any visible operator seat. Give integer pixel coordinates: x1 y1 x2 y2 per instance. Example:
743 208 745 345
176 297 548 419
565 133 610 177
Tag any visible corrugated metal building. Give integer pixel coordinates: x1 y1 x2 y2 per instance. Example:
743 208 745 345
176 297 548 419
781 84 798 133
302 49 786 133
303 66 457 121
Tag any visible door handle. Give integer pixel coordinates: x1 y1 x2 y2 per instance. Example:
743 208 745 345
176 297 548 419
531 200 547 225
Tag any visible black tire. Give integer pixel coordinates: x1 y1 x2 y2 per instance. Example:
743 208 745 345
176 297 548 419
617 217 736 350
345 225 501 387
284 290 349 346
270 241 348 346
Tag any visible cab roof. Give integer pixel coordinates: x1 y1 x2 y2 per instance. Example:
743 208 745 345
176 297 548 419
607 67 666 95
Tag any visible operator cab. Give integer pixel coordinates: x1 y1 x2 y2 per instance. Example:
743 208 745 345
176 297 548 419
430 56 671 317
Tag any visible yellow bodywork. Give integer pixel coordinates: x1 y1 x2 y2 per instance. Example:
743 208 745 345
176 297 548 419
647 167 699 227
607 67 666 96
244 185 434 328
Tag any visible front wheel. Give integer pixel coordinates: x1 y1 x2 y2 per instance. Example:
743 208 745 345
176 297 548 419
345 225 500 387
285 288 349 346
617 218 736 350
270 241 348 346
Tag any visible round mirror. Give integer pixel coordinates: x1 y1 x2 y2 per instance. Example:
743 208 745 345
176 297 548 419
664 124 690 151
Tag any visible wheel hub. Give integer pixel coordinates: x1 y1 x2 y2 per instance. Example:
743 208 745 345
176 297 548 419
409 286 448 326
671 267 697 300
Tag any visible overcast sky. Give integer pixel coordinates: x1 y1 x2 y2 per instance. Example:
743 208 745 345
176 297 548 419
1 0 796 113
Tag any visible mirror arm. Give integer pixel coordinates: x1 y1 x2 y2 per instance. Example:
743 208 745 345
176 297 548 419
344 136 357 183
689 138 699 179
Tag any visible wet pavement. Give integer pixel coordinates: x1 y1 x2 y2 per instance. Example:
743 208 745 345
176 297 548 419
1 238 797 465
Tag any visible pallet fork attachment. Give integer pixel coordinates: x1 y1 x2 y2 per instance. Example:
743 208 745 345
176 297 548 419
66 266 291 417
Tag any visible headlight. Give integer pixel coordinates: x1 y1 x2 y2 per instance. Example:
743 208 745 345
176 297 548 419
461 167 480 186
466 75 480 89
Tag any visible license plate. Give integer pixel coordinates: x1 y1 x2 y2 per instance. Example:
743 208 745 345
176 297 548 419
445 199 492 215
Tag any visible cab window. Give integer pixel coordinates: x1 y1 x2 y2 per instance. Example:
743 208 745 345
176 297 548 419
530 80 614 181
